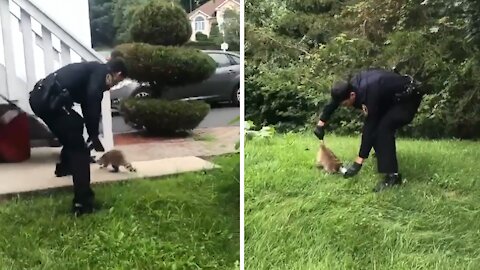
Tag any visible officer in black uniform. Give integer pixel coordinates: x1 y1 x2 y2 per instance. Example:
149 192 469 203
314 68 423 192
29 58 128 215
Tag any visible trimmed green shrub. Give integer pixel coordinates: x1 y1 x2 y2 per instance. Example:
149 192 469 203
130 0 191 46
195 32 209 41
112 43 216 92
209 23 223 45
121 98 211 135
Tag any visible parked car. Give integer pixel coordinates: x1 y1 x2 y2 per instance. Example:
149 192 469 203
110 50 240 114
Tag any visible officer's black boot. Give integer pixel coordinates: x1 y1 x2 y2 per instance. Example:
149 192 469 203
70 151 97 216
373 173 402 192
55 148 72 177
55 162 72 177
72 190 95 216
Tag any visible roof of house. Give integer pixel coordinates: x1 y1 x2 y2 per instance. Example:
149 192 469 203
188 0 239 18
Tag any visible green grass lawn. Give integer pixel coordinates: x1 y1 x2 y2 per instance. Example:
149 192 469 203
0 155 240 270
245 133 480 270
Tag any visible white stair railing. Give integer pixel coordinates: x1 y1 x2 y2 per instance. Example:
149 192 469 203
0 0 113 150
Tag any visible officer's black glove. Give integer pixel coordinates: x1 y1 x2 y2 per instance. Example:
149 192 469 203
87 136 105 152
314 125 325 140
343 162 362 178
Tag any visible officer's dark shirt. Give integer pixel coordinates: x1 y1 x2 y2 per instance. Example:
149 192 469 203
54 62 109 139
319 69 410 159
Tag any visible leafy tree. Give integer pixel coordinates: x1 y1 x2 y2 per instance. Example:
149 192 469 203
222 9 240 51
112 0 149 44
88 0 116 47
245 0 480 139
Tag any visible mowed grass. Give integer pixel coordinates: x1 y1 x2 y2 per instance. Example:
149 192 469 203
0 155 240 270
245 133 480 270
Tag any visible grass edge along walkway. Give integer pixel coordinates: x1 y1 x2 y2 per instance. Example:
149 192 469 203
0 154 240 270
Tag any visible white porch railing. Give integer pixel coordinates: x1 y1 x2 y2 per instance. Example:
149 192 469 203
0 0 113 150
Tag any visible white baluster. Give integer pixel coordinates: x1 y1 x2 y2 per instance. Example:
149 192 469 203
20 8 35 89
41 25 53 74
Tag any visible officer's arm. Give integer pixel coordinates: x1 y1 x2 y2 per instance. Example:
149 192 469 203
319 99 339 123
81 72 105 139
358 92 381 159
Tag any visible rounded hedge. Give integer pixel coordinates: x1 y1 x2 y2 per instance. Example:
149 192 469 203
195 32 208 41
130 1 192 46
120 98 210 135
112 43 216 89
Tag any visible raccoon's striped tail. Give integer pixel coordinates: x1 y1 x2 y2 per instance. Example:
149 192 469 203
124 163 137 172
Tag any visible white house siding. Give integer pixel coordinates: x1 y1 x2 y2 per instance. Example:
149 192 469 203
188 0 239 41
190 13 211 41
0 0 91 101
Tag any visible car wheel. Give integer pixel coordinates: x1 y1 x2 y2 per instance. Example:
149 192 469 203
133 90 150 99
232 86 240 107
131 86 152 99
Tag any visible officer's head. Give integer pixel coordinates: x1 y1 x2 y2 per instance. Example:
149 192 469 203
106 58 128 88
331 81 355 107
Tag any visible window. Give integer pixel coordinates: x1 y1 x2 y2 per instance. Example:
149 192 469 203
208 53 232 67
195 16 205 32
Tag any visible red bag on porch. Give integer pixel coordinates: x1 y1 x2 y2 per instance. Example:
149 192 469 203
0 97 31 163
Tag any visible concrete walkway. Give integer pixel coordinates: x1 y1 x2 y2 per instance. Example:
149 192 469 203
0 126 239 196
113 126 240 161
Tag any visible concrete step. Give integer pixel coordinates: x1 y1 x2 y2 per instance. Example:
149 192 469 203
0 155 219 196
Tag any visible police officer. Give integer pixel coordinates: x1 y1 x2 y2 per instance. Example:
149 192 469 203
29 58 128 215
314 68 423 192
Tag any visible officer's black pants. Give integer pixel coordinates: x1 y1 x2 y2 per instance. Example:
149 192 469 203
372 94 423 174
38 109 94 205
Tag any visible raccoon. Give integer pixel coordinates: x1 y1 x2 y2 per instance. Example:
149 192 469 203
97 149 137 173
315 141 343 173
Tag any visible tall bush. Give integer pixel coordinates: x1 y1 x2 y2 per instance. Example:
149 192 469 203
114 0 216 135
129 0 192 46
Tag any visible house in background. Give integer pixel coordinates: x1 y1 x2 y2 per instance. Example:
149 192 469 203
188 0 240 41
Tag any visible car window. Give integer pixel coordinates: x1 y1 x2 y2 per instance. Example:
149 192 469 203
231 55 240 65
208 53 232 67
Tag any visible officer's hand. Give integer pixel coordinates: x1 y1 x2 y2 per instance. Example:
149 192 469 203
87 137 105 152
314 125 325 140
343 162 362 178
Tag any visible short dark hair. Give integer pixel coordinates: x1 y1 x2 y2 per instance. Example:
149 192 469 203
331 81 352 103
107 57 128 77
